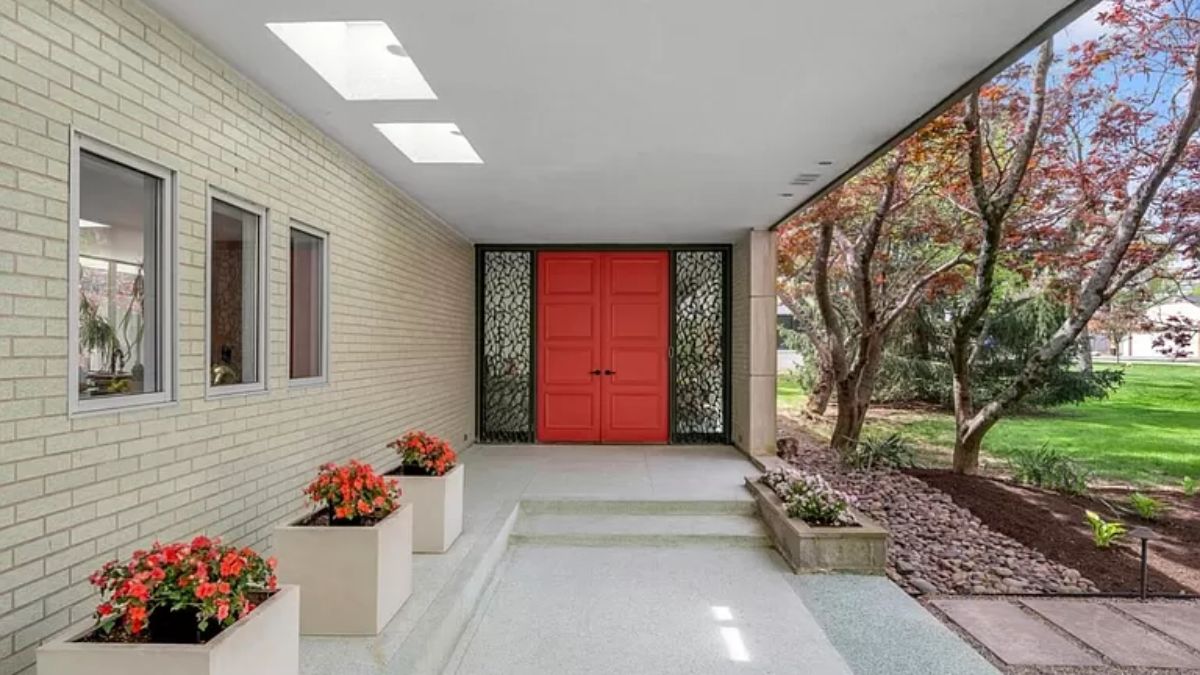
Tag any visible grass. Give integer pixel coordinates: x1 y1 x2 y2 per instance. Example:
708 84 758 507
778 363 1200 486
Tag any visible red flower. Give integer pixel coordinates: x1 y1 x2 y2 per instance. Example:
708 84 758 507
389 431 458 477
127 605 147 635
304 461 399 524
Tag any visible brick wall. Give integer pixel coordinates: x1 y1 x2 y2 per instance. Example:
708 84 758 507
0 0 475 671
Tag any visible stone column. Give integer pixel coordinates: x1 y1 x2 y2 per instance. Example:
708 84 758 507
732 229 778 456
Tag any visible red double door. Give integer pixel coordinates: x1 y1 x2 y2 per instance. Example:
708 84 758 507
537 252 669 443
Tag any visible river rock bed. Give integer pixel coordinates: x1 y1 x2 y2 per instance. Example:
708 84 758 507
777 435 1099 596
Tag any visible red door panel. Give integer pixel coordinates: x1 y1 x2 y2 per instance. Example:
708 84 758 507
601 253 669 443
537 253 602 442
537 251 669 443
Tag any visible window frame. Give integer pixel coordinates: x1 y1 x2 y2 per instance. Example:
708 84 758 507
204 186 271 399
68 131 178 416
287 220 331 388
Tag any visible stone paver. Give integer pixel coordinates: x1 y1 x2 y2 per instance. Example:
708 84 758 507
1023 599 1200 669
1115 602 1200 653
932 599 1103 667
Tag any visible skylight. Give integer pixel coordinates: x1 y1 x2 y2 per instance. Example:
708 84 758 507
374 123 484 164
266 21 436 101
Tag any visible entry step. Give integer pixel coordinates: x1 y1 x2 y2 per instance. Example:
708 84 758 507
510 513 770 547
519 498 756 516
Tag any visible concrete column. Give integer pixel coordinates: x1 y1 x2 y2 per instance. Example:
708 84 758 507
732 229 777 456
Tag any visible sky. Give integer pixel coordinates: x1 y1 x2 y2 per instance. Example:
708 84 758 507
1059 1 1114 48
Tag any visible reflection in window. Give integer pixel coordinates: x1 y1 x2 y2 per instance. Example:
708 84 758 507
77 151 160 400
290 226 326 381
209 199 261 388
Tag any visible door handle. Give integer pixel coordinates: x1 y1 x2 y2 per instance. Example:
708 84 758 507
589 369 602 375
603 369 616 375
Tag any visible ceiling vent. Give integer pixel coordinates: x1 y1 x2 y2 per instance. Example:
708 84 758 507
789 172 822 186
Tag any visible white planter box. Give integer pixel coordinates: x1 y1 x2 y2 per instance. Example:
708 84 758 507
37 584 299 675
396 464 464 553
273 503 412 635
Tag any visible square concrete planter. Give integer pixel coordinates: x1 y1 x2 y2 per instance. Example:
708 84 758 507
746 476 888 574
395 464 464 553
274 503 412 635
37 585 299 675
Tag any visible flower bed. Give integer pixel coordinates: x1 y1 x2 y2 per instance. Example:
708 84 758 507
760 467 857 527
274 461 412 635
747 465 887 574
37 537 298 675
386 432 464 553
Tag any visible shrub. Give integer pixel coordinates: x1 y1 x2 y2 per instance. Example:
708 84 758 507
87 536 277 641
1084 510 1127 549
1129 492 1165 521
388 430 458 476
842 433 916 470
760 468 856 527
1007 444 1091 495
1183 476 1197 497
304 461 400 524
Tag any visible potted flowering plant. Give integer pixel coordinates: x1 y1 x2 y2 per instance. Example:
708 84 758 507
37 537 299 675
386 431 464 553
273 460 412 635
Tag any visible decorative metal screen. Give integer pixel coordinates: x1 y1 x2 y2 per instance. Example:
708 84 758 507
672 250 728 443
479 251 533 442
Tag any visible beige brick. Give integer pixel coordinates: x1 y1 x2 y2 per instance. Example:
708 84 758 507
0 0 475 662
14 609 69 651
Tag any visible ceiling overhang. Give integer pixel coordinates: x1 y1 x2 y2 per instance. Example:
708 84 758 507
144 0 1094 244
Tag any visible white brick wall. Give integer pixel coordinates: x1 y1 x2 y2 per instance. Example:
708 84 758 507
0 0 475 671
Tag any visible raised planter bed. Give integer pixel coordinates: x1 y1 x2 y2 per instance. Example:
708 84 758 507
274 503 413 635
391 464 464 553
745 476 888 574
37 585 300 675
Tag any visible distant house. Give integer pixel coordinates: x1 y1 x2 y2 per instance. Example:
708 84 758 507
1092 297 1200 361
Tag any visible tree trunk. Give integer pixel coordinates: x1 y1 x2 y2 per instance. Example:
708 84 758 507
950 338 977 474
806 358 833 415
953 422 985 474
829 381 866 452
1078 326 1094 374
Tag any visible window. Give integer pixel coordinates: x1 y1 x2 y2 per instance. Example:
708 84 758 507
206 191 268 395
70 135 175 413
289 223 328 384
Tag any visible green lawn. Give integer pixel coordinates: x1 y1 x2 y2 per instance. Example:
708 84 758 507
779 363 1200 486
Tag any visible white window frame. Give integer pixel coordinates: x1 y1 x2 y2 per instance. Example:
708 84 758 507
68 131 178 416
287 220 331 387
204 187 270 398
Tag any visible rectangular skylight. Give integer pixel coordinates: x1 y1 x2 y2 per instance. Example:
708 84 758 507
267 21 436 101
374 123 484 164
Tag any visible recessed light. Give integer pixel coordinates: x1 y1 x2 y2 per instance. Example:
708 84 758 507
375 123 484 164
267 21 436 101
817 160 833 166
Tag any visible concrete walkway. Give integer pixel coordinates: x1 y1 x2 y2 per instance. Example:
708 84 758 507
299 444 993 674
934 597 1200 670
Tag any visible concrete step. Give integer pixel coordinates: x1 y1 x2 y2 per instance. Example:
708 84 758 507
510 513 771 548
519 498 757 516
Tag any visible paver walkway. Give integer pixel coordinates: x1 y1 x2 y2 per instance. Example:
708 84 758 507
933 597 1200 671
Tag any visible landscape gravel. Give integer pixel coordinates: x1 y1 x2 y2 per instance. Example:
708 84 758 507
777 435 1100 596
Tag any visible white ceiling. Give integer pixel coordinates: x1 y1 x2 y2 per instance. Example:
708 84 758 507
144 0 1083 244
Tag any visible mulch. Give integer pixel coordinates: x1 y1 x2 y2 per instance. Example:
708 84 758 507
909 469 1200 595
